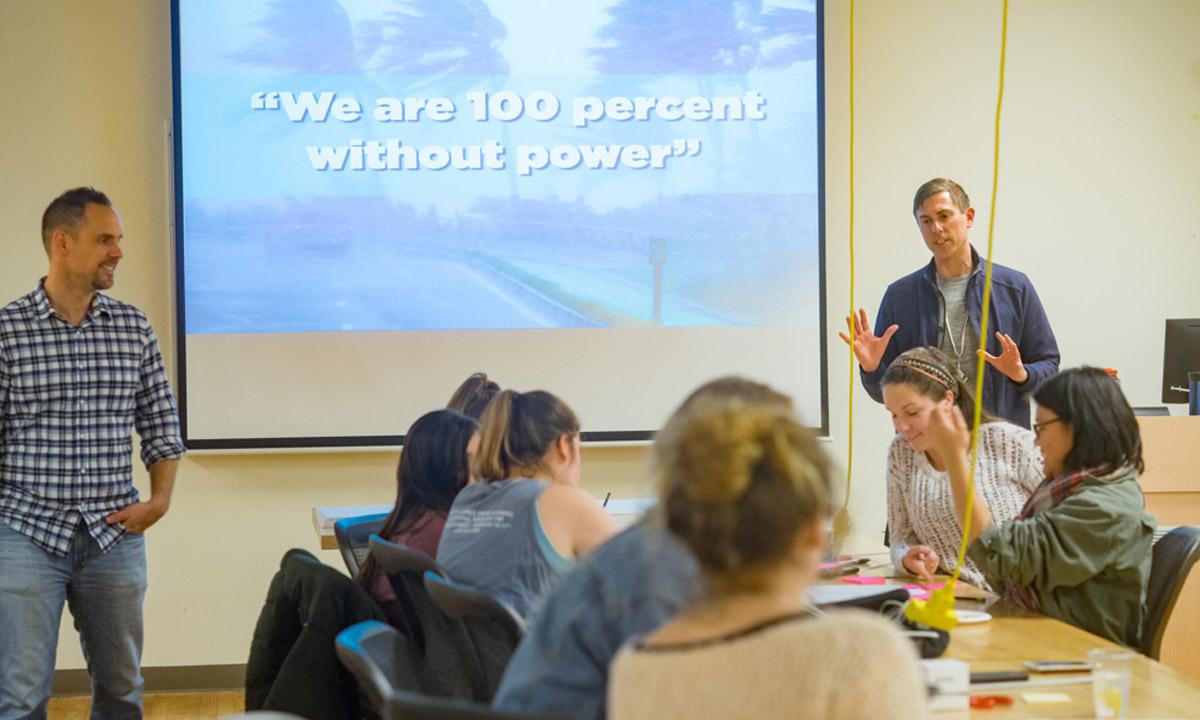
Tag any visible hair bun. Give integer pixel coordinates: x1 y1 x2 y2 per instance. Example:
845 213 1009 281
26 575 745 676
673 405 781 503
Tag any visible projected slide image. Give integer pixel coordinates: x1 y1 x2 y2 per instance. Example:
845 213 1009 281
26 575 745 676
179 0 821 334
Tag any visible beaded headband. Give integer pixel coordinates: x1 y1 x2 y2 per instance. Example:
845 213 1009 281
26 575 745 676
890 356 956 391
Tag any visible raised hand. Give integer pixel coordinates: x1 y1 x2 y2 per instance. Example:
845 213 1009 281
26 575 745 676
925 401 971 463
927 401 995 543
837 308 899 372
979 331 1028 383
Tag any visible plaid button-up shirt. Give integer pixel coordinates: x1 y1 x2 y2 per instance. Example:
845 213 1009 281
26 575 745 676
0 281 185 557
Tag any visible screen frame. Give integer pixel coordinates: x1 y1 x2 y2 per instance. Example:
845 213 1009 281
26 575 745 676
169 0 829 450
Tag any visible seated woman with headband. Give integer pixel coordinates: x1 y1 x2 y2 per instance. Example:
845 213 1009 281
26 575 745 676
881 347 1042 589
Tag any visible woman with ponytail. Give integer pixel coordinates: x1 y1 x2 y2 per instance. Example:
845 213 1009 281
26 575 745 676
608 397 924 720
881 347 1042 589
436 389 617 617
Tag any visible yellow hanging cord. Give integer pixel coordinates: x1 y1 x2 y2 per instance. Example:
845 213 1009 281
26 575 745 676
906 0 1009 631
956 0 1009 587
833 0 857 550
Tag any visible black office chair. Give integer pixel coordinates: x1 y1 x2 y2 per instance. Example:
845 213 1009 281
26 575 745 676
368 534 445 650
423 572 524 646
368 535 513 701
333 512 389 577
335 620 566 720
423 572 525 700
1142 525 1200 660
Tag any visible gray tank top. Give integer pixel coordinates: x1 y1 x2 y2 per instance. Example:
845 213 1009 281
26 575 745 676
436 478 572 617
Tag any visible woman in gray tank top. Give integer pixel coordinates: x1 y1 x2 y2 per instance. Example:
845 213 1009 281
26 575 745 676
437 390 617 617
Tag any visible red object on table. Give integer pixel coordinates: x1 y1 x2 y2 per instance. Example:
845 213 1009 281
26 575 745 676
969 694 1014 709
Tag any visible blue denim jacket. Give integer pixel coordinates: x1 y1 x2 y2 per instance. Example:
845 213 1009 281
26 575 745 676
861 247 1059 428
492 519 700 720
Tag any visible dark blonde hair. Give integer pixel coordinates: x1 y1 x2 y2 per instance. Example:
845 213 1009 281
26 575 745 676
882 346 997 430
656 380 833 595
447 372 502 420
473 389 579 482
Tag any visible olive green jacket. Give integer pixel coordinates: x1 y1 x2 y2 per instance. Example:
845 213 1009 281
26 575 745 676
967 466 1156 647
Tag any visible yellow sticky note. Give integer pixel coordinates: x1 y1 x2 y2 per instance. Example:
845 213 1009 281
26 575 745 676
1020 691 1072 705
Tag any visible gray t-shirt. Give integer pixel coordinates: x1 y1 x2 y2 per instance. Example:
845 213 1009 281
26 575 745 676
936 273 979 384
436 478 570 618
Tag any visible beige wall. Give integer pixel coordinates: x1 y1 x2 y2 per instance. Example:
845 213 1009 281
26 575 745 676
1 1 1197 668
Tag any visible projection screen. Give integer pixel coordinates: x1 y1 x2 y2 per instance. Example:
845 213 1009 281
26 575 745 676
172 0 826 448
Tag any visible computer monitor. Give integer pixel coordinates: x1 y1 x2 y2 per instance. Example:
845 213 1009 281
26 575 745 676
1162 319 1200 403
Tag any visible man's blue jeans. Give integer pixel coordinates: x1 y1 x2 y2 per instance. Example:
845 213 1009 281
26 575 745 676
0 521 147 720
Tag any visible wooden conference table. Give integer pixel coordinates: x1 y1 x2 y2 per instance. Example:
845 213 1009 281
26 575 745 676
837 542 1200 718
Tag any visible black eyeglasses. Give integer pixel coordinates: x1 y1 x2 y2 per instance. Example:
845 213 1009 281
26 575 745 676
1033 418 1062 435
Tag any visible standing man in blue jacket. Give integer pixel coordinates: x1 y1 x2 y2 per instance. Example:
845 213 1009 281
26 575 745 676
839 178 1058 427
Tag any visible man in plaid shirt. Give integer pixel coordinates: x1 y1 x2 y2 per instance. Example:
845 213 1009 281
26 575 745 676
0 187 185 719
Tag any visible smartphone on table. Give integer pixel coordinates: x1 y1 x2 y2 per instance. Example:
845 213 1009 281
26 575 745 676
1023 660 1092 673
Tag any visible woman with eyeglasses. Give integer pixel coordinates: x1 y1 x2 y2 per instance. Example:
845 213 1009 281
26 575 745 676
925 366 1156 646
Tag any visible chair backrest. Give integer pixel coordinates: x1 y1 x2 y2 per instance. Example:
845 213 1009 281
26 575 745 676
334 512 389 577
368 534 445 654
423 572 525 644
1143 525 1200 659
423 572 525 700
368 535 515 701
369 534 443 576
335 620 414 718
335 621 566 720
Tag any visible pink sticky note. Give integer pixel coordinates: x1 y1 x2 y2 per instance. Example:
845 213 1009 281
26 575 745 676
901 584 932 599
841 576 887 585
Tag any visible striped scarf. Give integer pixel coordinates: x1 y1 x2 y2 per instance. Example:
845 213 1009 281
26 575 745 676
1018 467 1094 520
1003 468 1096 610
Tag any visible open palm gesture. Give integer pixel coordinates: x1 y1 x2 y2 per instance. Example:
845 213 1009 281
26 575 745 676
838 308 899 372
979 331 1029 383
